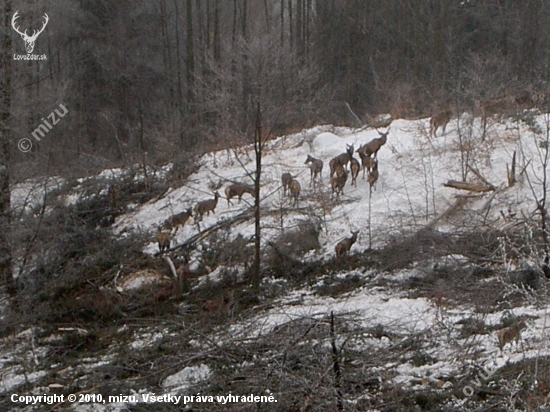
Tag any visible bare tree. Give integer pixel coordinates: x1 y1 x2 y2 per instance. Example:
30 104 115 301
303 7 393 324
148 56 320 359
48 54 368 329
0 0 14 298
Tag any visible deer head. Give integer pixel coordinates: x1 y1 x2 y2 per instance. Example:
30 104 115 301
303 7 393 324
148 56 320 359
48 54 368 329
12 11 49 54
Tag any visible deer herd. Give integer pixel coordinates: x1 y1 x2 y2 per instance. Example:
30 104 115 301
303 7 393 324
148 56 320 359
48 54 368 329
152 103 538 344
156 89 541 262
157 89 545 265
157 128 391 263
298 129 389 202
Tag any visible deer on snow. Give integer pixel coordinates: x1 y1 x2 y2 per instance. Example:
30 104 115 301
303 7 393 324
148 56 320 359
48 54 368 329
225 183 254 206
357 129 388 160
335 230 359 261
497 320 527 351
194 191 220 221
304 155 323 186
430 110 452 137
329 144 354 178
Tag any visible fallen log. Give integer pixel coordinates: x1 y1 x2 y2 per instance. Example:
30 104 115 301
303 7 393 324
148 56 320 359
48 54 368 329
443 180 494 192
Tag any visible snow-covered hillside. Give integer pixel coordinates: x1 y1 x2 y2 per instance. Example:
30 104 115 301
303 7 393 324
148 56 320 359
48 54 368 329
4 113 550 411
116 114 538 261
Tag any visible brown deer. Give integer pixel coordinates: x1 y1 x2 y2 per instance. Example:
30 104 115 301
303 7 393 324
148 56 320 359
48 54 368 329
430 110 452 137
194 191 219 221
331 166 348 199
357 129 388 159
164 208 193 231
358 151 375 179
176 261 190 280
157 231 172 253
329 144 354 178
350 156 361 187
225 183 254 206
479 96 515 118
304 155 323 186
367 160 379 195
281 172 293 196
513 90 535 109
497 320 527 351
335 230 359 261
108 183 122 209
202 290 234 316
289 179 301 207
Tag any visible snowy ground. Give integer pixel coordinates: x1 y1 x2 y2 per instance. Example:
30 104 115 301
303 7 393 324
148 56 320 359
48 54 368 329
4 112 550 410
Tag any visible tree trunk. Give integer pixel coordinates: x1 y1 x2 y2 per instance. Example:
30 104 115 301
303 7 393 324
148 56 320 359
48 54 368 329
186 0 195 112
241 0 247 38
0 0 15 297
280 0 284 47
296 0 302 55
213 0 220 61
252 103 262 294
288 0 293 51
173 0 184 119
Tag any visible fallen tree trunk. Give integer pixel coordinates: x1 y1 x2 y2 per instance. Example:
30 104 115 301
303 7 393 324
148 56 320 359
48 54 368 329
443 180 495 192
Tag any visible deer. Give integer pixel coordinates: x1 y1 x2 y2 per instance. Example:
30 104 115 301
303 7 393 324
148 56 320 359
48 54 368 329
157 231 172 253
108 183 121 209
202 290 234 316
331 166 348 199
289 179 301 207
164 208 193 231
477 97 515 138
335 230 359 261
367 160 379 195
176 260 190 280
350 156 361 187
430 110 452 137
329 144 354 178
194 191 219 221
304 155 323 186
225 183 254 206
497 320 527 351
513 90 535 109
479 96 515 118
281 172 293 196
358 151 375 179
357 129 388 160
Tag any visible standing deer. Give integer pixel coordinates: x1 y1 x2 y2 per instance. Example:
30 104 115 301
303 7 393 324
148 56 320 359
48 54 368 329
367 160 379 195
329 144 354 178
304 155 323 186
289 179 301 207
358 151 375 179
157 231 172 253
225 183 254 206
350 156 361 187
164 208 193 231
430 110 452 137
357 130 388 160
281 172 293 196
203 290 234 316
335 230 359 261
108 183 121 209
331 166 348 199
497 320 527 351
194 191 219 221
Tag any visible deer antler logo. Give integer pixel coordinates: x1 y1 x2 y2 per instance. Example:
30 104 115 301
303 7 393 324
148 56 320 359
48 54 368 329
12 11 49 54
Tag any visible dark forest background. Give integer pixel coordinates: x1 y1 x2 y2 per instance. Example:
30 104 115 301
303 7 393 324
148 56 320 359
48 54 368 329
1 0 550 178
